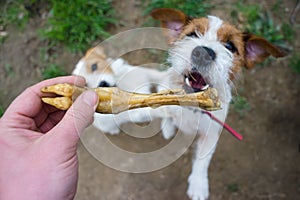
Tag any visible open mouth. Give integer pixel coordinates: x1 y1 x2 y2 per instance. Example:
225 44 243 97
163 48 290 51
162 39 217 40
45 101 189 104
184 71 209 92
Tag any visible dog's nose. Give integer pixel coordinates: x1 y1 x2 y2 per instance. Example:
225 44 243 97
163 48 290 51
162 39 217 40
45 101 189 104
98 81 110 87
191 46 216 66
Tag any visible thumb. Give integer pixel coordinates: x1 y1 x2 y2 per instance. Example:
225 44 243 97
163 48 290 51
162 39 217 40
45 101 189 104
51 90 99 143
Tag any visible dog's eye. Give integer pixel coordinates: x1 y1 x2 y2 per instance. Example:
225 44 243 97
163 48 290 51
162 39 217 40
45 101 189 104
224 41 237 53
91 63 98 71
186 32 198 38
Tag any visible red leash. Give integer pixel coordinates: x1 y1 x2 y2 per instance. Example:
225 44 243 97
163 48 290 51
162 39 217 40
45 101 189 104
202 110 243 141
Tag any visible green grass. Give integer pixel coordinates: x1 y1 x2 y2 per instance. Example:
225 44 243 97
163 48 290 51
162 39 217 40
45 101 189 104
0 0 37 30
0 105 4 117
227 182 239 193
144 0 212 18
41 64 67 80
281 22 295 43
4 63 14 77
0 0 36 44
289 53 300 74
231 94 251 117
0 1 28 29
231 2 288 46
271 0 284 14
40 0 116 53
0 33 8 45
38 43 69 80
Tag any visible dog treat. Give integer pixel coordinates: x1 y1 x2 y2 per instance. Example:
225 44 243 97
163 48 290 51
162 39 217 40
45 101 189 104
41 83 221 114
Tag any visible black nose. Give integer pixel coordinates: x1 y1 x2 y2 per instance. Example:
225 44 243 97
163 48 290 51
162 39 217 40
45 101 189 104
191 46 216 66
98 81 110 87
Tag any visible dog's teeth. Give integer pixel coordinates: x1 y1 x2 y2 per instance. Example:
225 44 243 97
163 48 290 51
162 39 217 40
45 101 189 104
202 84 209 90
185 77 191 87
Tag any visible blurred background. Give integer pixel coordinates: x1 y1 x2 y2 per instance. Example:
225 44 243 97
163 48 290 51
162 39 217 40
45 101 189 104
0 0 299 199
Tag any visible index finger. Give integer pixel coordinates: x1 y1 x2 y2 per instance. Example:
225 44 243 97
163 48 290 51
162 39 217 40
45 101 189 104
3 76 86 120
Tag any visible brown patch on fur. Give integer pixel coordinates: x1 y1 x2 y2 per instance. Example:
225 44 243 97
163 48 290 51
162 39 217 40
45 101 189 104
217 22 246 79
179 18 209 39
83 46 112 74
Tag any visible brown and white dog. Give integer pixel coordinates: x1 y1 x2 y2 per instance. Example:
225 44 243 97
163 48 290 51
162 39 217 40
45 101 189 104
72 46 169 134
73 8 287 200
72 46 116 88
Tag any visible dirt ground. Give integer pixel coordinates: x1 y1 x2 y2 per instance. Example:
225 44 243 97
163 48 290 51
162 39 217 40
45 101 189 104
1 0 300 200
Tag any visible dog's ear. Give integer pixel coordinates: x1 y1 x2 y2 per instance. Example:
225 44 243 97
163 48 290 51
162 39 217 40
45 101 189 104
86 46 107 59
151 8 188 43
93 46 107 59
243 34 288 69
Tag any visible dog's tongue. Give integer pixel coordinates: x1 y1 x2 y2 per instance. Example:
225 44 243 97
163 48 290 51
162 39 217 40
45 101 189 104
189 71 207 91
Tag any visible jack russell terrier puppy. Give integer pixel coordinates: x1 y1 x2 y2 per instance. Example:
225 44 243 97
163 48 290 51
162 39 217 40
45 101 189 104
72 45 169 134
73 8 287 200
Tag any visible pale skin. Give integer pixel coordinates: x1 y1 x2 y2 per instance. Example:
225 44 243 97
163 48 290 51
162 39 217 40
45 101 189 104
0 76 99 200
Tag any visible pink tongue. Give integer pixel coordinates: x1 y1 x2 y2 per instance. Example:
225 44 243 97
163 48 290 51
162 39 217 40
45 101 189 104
189 72 207 90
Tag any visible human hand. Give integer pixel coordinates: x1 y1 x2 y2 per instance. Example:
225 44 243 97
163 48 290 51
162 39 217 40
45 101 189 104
0 76 99 200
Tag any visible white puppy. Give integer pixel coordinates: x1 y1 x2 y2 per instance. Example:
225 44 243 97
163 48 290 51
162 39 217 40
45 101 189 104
72 46 170 135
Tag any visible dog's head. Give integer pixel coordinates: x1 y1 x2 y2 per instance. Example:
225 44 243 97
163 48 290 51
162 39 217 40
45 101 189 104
151 8 287 102
72 46 116 88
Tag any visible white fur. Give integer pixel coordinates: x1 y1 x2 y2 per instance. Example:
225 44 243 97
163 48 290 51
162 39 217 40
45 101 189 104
73 57 170 135
73 59 116 88
110 58 169 93
75 16 237 200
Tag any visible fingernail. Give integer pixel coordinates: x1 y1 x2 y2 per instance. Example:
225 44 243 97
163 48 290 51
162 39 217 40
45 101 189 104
83 91 98 107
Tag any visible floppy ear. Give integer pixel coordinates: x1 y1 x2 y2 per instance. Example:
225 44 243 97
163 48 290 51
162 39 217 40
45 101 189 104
93 46 107 59
243 34 288 69
151 8 188 43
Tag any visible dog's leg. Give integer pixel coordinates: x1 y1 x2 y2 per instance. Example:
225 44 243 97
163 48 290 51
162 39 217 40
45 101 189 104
161 117 177 139
187 105 227 200
93 113 121 134
93 108 156 135
126 108 153 122
124 107 177 139
187 142 216 200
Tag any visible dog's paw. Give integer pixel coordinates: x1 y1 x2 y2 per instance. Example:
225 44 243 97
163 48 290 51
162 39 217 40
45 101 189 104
93 114 120 135
161 118 176 139
187 175 209 200
127 109 152 123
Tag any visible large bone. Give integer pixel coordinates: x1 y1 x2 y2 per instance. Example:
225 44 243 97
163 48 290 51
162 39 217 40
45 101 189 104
41 83 221 114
